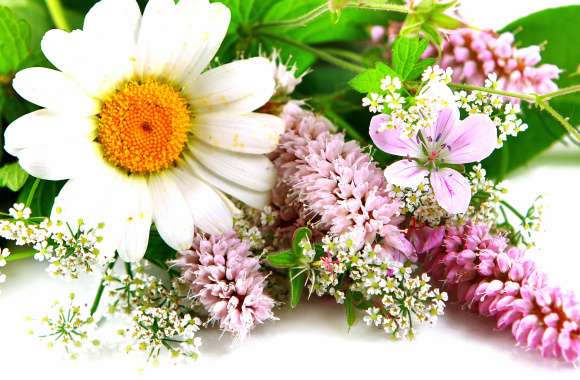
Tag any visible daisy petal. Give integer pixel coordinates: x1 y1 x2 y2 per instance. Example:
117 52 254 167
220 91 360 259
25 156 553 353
369 114 421 158
384 159 429 189
12 68 99 115
174 169 233 235
17 142 104 181
185 156 271 209
4 109 96 157
192 112 284 154
83 0 141 42
445 114 497 164
177 2 230 81
430 168 471 214
188 138 277 192
115 176 153 262
149 171 195 250
185 57 275 114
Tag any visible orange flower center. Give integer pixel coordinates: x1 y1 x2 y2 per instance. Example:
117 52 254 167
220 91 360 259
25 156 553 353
98 79 191 175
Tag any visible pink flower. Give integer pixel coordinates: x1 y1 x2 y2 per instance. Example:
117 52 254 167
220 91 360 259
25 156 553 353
415 223 580 363
428 29 560 101
370 107 496 214
174 231 275 339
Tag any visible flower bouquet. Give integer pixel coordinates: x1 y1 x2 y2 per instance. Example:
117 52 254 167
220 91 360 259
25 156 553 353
0 0 579 368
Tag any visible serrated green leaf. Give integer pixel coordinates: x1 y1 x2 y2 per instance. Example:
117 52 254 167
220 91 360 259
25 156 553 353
482 6 580 179
392 37 429 80
0 0 50 48
407 57 435 80
267 250 301 268
344 289 357 328
348 62 398 93
289 268 306 308
0 161 28 191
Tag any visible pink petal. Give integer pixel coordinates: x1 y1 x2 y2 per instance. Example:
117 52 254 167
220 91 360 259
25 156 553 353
369 114 421 158
384 159 429 189
430 168 471 214
424 107 458 143
445 114 497 164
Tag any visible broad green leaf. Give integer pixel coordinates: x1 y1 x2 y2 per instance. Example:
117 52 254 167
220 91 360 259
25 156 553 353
349 62 398 93
267 250 302 268
407 57 435 80
0 161 28 191
143 228 175 270
0 6 31 75
482 5 580 179
391 37 428 80
0 0 50 48
289 268 306 308
344 289 357 328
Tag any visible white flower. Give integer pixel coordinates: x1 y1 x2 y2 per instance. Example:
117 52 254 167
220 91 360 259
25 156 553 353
4 0 284 262
362 93 384 113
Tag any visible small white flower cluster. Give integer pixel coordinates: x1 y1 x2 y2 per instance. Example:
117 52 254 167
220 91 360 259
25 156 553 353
454 73 528 147
0 248 11 294
34 293 100 360
309 233 447 339
421 65 454 84
462 164 507 225
233 202 278 253
515 195 544 249
0 204 108 279
363 75 406 115
125 307 202 362
387 179 449 226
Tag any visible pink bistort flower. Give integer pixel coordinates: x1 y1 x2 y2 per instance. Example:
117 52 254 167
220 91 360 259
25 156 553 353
175 231 275 339
413 223 580 363
370 107 496 214
429 29 560 100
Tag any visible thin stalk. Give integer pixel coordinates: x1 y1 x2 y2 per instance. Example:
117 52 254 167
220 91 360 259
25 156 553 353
25 178 40 208
6 249 35 262
90 258 117 316
448 82 536 102
321 48 365 64
258 32 365 73
538 100 580 141
539 84 580 101
45 0 70 32
347 0 409 13
499 200 526 222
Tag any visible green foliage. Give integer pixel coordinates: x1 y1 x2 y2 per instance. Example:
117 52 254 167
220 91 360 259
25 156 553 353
289 268 306 309
0 161 28 191
16 178 63 217
349 62 398 93
267 249 301 268
0 6 32 76
143 228 176 270
400 0 464 46
482 5 580 179
344 289 357 328
391 37 429 80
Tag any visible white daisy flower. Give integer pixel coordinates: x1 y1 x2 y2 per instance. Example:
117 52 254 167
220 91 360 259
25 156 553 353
3 0 284 262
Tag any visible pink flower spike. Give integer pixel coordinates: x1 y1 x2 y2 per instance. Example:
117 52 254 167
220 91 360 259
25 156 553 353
383 159 429 189
430 168 471 214
369 114 421 157
445 114 497 164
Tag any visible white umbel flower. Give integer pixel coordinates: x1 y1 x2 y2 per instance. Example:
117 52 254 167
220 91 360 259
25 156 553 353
3 0 284 262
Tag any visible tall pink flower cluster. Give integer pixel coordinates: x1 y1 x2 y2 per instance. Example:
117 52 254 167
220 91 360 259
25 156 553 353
271 103 413 261
175 231 275 339
414 223 580 363
432 29 560 98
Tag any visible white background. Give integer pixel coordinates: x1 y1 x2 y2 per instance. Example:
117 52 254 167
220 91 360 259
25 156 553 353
1 0 579 379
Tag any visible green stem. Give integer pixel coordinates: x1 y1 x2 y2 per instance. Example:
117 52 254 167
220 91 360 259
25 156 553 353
5 249 35 262
45 0 70 32
258 32 365 73
537 100 580 141
253 1 408 31
321 48 365 64
25 178 41 208
499 200 526 222
539 84 580 101
90 257 117 316
447 82 536 102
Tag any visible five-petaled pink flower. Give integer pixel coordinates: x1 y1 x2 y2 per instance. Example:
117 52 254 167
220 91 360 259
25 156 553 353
370 107 496 214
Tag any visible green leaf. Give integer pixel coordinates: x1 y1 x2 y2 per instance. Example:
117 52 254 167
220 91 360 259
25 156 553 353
482 6 580 179
0 5 31 75
291 226 312 256
0 161 28 191
0 0 51 49
289 268 306 308
267 249 302 268
391 37 429 80
344 289 357 328
143 228 175 270
348 62 398 93
407 57 435 80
